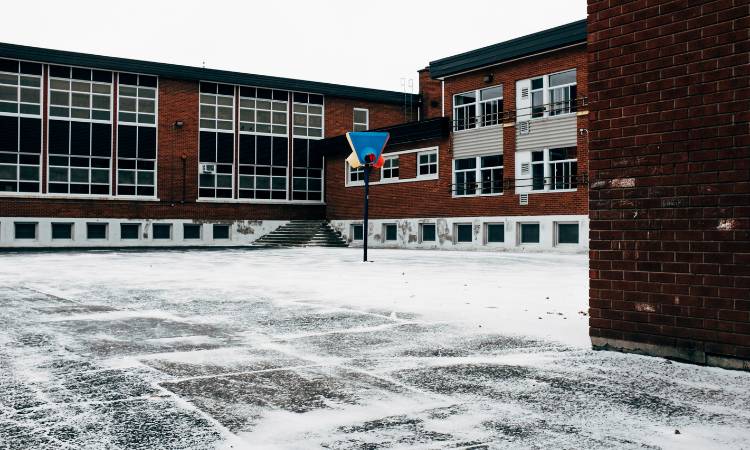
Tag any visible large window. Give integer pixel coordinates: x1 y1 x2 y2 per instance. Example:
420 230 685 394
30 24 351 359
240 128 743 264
353 108 368 131
530 147 578 192
199 83 234 199
529 69 577 119
381 156 399 180
453 155 503 196
239 87 287 135
292 93 323 138
117 74 157 197
238 135 288 200
453 85 503 131
0 59 42 193
292 138 322 201
48 66 113 195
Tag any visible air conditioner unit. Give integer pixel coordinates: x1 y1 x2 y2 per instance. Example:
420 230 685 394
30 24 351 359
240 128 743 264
200 164 216 174
519 193 529 205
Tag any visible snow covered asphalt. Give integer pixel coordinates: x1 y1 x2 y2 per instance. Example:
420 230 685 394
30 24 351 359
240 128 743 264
1 248 748 449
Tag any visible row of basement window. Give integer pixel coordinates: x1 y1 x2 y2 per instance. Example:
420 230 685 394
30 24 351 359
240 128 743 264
351 222 580 246
10 222 232 241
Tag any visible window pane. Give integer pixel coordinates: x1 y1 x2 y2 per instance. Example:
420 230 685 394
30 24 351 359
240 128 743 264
153 224 171 239
549 69 576 87
487 224 504 243
87 223 107 239
213 224 230 239
521 223 540 244
385 224 397 241
184 224 201 239
51 223 73 240
557 223 579 244
456 224 472 243
14 223 36 239
352 224 363 240
120 223 140 239
421 224 436 242
480 85 502 100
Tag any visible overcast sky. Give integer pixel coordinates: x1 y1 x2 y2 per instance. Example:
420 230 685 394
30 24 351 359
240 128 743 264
2 1 586 92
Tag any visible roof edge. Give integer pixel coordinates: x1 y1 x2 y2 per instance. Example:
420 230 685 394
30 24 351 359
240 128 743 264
0 42 417 105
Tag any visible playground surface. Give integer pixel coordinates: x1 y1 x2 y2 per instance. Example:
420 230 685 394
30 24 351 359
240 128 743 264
1 248 749 449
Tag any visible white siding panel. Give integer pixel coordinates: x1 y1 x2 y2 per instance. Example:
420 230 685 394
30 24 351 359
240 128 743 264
453 125 503 158
516 115 577 151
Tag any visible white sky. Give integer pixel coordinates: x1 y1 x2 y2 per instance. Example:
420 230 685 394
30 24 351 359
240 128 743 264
1 0 586 92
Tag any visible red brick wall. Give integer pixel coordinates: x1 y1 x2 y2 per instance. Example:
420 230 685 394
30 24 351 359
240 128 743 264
325 47 590 220
587 0 750 369
419 68 443 120
325 96 407 136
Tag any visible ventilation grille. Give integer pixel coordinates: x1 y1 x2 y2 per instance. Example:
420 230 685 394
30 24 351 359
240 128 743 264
521 87 529 99
519 193 529 205
518 121 531 135
520 162 530 176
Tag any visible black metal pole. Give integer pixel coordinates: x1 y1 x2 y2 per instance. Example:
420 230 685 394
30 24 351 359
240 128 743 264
363 165 371 262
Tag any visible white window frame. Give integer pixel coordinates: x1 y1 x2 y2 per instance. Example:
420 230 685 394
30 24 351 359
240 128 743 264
353 107 368 131
528 68 577 120
484 222 505 245
518 222 541 245
529 147 578 193
383 223 398 242
419 222 436 243
554 221 580 246
0 60 42 195
47 66 114 198
199 85 234 132
453 223 473 244
452 84 503 131
239 88 288 136
452 154 503 198
417 149 438 180
351 223 364 241
116 73 158 198
292 93 324 139
345 162 365 187
380 155 399 181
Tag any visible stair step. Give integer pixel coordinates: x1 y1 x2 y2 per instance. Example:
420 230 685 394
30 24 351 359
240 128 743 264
253 221 347 248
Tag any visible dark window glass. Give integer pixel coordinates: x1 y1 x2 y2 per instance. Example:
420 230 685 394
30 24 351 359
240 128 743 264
49 120 70 155
487 224 504 243
87 223 107 239
19 118 41 154
140 75 157 88
456 224 472 243
272 137 287 166
239 134 255 164
520 223 540 244
200 82 217 94
70 122 90 156
213 224 230 239
352 224 363 240
71 68 91 81
240 86 255 98
0 116 18 152
183 224 201 239
119 73 138 86
421 224 436 242
454 158 476 170
256 136 272 165
92 70 111 83
120 223 140 240
384 224 397 241
91 123 111 157
0 58 17 72
557 223 579 244
118 125 137 158
217 84 234 96
51 223 73 240
549 147 570 161
199 131 216 162
14 223 36 239
532 164 545 190
49 65 70 78
138 127 156 159
153 224 171 239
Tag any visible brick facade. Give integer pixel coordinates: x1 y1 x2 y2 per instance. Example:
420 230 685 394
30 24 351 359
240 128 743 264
587 0 750 369
325 47 590 221
0 78 408 222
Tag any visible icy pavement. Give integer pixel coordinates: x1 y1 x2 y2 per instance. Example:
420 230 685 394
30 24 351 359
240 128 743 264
0 248 748 449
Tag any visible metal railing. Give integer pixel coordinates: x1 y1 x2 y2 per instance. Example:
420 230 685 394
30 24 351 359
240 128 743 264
451 97 588 131
450 173 588 195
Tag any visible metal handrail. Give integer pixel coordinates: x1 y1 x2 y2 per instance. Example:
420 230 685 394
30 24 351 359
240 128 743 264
451 97 588 130
450 173 588 194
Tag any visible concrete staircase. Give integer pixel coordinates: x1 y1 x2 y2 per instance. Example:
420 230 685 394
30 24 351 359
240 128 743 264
253 220 348 248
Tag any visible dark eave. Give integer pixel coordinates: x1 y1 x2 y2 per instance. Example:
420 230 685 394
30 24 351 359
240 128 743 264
315 117 450 156
429 19 587 79
0 42 417 105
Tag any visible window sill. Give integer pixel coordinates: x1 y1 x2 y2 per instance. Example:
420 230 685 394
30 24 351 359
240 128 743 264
452 192 504 198
529 189 578 194
196 198 325 205
0 192 160 201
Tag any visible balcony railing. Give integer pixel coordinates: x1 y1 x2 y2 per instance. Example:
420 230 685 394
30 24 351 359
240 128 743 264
451 97 588 131
451 173 589 195
515 97 588 121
